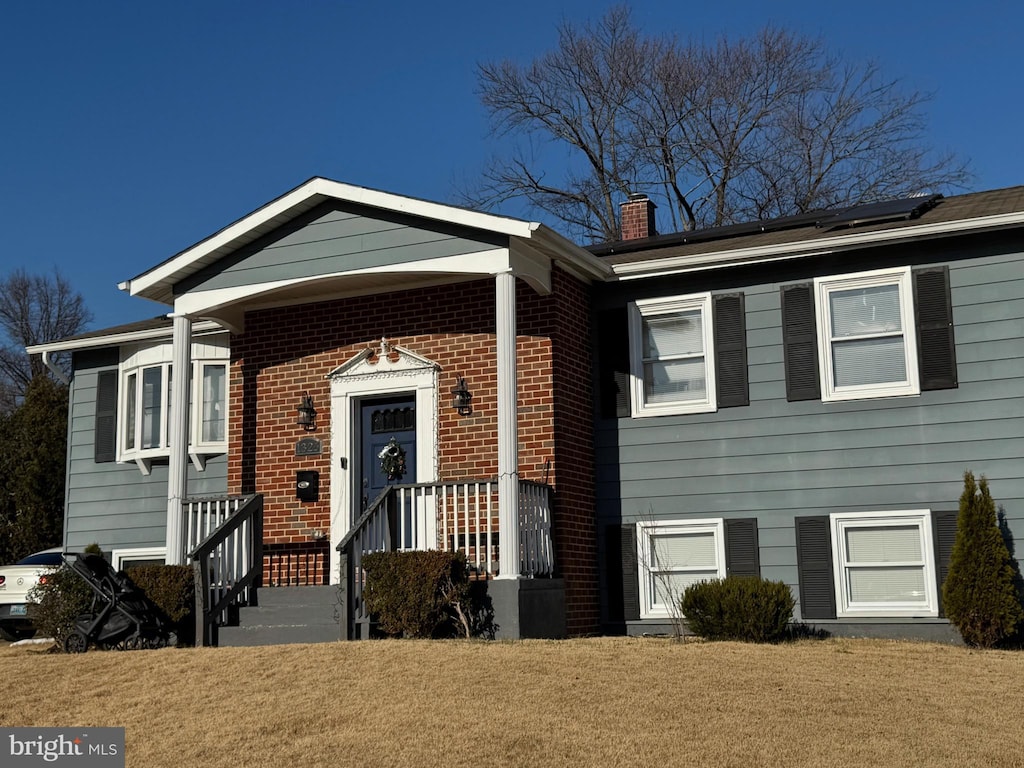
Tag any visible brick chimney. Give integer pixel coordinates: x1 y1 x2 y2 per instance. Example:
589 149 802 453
620 193 657 241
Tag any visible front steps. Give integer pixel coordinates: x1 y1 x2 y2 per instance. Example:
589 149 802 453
217 585 340 647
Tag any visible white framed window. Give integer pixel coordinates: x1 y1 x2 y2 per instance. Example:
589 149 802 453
196 361 227 448
814 267 919 402
830 510 937 618
117 338 229 472
628 293 716 417
636 518 725 619
111 547 167 571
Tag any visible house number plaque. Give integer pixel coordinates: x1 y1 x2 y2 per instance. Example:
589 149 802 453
295 437 322 457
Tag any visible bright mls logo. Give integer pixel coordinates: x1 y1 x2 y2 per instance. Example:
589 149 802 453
2 728 124 767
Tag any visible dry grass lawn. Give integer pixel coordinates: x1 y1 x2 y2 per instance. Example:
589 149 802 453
2 637 1023 767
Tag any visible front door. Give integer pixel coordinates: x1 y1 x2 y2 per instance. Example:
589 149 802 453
358 394 417 522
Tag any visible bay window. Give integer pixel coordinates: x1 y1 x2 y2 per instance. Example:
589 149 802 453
118 340 228 472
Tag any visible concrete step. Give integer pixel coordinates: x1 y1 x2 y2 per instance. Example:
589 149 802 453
218 585 340 647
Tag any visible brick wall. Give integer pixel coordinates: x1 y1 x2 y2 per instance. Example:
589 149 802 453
619 195 657 240
227 273 597 633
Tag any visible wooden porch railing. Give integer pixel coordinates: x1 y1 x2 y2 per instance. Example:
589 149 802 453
336 478 553 639
185 494 263 647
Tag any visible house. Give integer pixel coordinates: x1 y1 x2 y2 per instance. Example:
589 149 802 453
593 188 1024 641
29 179 1024 644
31 178 610 643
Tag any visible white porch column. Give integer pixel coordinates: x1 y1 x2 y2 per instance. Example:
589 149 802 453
495 270 520 579
165 313 192 565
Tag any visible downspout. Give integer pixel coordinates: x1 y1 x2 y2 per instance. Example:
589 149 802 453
40 351 69 385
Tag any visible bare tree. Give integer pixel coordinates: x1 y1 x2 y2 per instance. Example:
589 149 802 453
0 268 91 413
473 7 656 241
467 8 971 242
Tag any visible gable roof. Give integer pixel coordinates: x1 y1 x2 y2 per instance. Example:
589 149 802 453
121 177 609 306
592 186 1024 278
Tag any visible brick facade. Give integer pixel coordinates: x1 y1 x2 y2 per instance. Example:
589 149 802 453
227 272 599 634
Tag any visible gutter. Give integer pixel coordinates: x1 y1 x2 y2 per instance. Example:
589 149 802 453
610 210 1024 279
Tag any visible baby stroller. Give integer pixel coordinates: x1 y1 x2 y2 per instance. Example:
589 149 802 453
62 552 174 653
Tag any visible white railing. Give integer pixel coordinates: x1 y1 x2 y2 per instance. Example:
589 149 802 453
184 494 263 646
337 478 554 638
184 495 248 556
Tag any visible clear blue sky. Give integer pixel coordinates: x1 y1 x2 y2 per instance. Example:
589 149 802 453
1 1 1020 331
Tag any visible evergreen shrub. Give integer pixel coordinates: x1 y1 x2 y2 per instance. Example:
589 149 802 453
362 550 471 638
680 576 795 643
942 472 1024 648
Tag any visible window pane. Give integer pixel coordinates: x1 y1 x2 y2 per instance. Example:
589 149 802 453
644 358 707 403
643 311 703 358
652 531 717 568
848 566 927 603
141 366 162 449
832 337 907 386
845 525 922 563
830 284 902 337
202 364 226 443
125 373 137 450
652 570 719 608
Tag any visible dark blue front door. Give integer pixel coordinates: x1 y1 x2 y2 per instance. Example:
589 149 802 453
359 395 416 520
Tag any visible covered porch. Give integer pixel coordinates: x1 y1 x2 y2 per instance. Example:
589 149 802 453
117 178 607 644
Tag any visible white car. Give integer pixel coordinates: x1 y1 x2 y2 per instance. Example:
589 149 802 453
0 548 64 641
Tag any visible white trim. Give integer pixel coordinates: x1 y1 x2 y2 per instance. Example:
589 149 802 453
328 345 439 585
628 292 717 417
611 210 1024 279
110 547 167 570
26 320 225 355
636 518 726 619
172 248 517 318
830 510 938 618
814 266 919 402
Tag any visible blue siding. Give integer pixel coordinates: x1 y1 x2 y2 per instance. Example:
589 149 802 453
64 355 227 554
185 203 507 293
595 247 1024 632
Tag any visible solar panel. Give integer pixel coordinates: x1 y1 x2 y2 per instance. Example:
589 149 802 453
818 194 943 228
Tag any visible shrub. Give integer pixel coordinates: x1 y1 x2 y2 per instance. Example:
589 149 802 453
942 472 1024 648
680 576 795 643
127 565 194 647
28 544 102 645
362 550 471 638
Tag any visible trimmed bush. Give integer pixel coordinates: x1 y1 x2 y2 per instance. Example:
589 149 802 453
362 550 471 638
127 565 194 647
680 576 795 643
942 472 1024 648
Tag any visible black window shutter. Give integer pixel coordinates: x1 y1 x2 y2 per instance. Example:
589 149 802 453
724 518 760 577
914 266 958 391
604 524 641 623
932 510 959 618
94 369 118 463
597 307 631 419
714 293 749 408
795 515 836 619
781 283 821 401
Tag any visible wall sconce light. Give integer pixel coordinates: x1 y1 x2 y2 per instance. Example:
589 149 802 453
296 392 317 431
451 376 473 416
